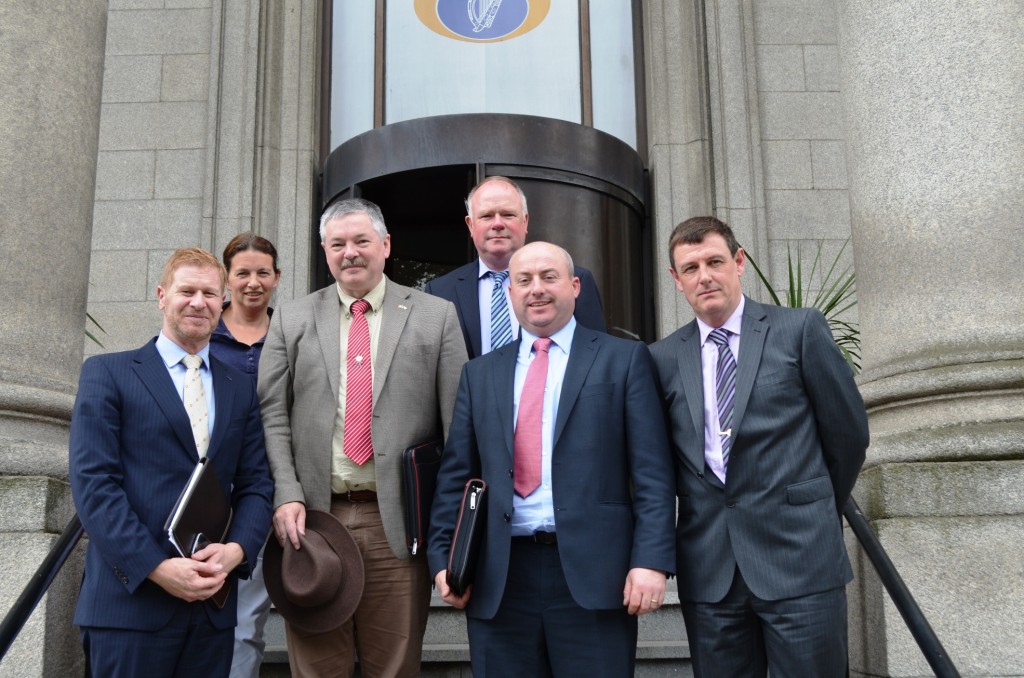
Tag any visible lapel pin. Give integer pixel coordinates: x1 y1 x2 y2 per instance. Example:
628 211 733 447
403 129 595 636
398 304 408 310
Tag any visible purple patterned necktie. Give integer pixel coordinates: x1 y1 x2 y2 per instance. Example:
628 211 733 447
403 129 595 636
708 328 736 468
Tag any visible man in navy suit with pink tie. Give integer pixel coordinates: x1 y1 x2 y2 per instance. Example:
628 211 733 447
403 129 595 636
429 242 675 676
69 248 273 677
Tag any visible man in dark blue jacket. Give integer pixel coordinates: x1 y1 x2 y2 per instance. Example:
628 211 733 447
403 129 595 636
424 176 605 359
69 248 273 677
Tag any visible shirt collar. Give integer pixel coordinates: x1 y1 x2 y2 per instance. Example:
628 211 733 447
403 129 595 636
519 317 577 359
477 259 507 280
156 332 211 369
337 276 387 315
696 295 745 346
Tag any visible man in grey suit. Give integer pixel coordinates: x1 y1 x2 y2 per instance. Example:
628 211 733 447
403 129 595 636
258 198 468 677
650 216 869 677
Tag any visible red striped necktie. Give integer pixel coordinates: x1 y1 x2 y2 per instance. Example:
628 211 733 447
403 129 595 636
343 299 373 465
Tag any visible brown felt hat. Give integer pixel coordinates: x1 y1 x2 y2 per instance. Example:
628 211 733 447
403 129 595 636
263 509 364 633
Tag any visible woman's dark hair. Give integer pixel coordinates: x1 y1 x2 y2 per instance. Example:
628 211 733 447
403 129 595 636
222 232 280 274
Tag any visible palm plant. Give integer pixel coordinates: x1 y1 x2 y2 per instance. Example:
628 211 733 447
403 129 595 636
746 240 860 373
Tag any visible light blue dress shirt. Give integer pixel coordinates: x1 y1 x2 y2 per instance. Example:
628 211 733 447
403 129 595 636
510 317 576 535
476 259 521 354
155 333 216 437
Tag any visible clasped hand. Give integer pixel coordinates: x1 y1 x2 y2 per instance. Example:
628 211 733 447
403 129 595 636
148 542 244 602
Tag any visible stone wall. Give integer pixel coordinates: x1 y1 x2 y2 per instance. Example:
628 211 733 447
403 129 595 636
86 0 320 354
646 0 857 340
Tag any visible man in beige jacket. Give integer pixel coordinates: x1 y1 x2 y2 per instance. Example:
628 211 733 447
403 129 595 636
258 198 467 677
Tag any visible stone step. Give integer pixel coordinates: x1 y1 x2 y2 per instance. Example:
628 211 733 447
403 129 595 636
261 581 692 675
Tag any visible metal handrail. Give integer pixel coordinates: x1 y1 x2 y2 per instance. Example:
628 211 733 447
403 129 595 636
0 514 84 660
844 497 961 677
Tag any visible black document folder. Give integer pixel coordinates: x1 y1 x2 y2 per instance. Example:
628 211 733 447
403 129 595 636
446 478 487 597
401 439 444 555
163 457 233 607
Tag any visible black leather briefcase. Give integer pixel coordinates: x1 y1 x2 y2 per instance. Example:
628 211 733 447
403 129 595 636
446 478 487 596
401 439 444 555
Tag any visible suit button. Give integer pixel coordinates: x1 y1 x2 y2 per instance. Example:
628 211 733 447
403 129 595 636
727 502 736 508
503 513 511 523
697 472 705 479
508 469 514 478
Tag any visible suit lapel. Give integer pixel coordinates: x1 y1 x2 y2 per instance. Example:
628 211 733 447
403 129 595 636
313 287 342 402
207 357 233 457
553 328 598 448
491 341 520 461
373 280 412 406
132 340 196 458
733 297 768 438
454 266 483 358
675 321 707 473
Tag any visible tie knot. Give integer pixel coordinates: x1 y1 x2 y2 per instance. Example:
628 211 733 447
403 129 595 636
709 328 730 348
533 337 553 353
491 270 509 287
183 354 202 370
351 299 371 316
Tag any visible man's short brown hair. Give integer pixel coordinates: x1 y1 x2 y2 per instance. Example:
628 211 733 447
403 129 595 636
667 216 742 265
160 248 227 290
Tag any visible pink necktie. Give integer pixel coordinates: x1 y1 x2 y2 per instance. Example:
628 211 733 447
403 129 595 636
514 338 552 497
343 299 373 465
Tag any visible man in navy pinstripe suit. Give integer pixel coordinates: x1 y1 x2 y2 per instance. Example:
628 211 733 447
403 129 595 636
650 217 869 677
70 248 273 677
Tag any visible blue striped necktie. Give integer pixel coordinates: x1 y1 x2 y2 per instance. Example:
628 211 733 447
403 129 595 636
489 270 513 350
708 328 737 467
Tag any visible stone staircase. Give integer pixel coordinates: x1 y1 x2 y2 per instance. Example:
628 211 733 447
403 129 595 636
259 579 693 676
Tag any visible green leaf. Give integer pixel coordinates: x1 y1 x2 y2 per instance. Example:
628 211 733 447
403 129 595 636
86 312 106 348
746 240 860 374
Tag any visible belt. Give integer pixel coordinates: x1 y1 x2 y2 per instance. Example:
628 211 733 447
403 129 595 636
513 531 557 545
333 490 378 502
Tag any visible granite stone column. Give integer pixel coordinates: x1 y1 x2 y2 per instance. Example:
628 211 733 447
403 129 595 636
838 1 1024 676
0 1 107 675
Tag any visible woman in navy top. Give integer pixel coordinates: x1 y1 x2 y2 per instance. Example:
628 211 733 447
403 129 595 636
210 233 280 382
209 232 280 678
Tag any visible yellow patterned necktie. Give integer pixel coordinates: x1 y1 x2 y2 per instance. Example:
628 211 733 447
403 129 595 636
182 354 209 458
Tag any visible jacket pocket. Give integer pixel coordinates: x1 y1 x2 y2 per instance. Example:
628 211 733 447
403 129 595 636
786 475 833 505
579 382 613 398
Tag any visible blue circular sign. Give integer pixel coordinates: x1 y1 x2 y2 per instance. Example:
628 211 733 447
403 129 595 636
438 0 529 41
415 0 550 43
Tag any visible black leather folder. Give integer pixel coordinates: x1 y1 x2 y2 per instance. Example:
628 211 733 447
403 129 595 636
401 439 444 555
163 457 233 607
446 478 487 597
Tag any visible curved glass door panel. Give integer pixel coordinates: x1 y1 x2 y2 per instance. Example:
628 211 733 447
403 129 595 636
386 1 581 126
330 0 376 147
589 1 638 149
328 1 641 150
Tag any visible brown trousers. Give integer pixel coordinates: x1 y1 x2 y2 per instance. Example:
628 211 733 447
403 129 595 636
285 498 431 678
